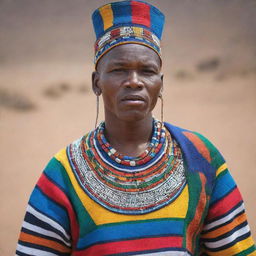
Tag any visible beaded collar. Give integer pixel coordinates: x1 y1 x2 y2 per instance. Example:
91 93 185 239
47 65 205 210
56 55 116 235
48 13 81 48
67 119 186 215
96 120 166 167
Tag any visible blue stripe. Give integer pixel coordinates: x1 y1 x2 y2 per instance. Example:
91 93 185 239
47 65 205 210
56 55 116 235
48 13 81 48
92 9 104 38
165 123 217 189
210 171 236 205
112 1 132 27
29 186 70 231
150 5 165 39
77 219 184 249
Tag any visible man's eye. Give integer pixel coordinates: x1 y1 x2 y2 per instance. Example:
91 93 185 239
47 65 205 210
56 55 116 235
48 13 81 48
111 68 125 72
142 69 156 74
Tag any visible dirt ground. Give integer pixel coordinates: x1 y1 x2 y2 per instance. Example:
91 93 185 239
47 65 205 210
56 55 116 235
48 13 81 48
0 0 255 255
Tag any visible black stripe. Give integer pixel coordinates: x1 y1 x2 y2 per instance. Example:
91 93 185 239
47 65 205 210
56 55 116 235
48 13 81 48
202 207 245 234
24 211 70 244
18 240 70 256
29 188 71 234
203 201 244 227
15 250 31 256
21 227 70 248
201 221 248 242
205 232 251 252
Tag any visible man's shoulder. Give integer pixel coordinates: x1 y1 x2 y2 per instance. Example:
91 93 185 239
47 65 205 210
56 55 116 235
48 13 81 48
54 136 84 163
165 122 225 171
42 136 84 176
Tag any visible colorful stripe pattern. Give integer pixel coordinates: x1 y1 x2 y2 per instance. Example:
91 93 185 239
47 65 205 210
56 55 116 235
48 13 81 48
92 0 165 64
16 123 255 255
200 166 256 255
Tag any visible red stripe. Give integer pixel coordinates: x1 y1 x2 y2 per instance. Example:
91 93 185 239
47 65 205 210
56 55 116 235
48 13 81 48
74 236 182 256
186 173 207 253
131 0 150 27
207 187 242 220
110 28 120 37
37 174 79 247
183 132 211 163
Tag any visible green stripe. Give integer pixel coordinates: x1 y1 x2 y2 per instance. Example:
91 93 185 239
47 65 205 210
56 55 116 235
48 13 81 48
48 157 97 237
194 132 225 169
183 170 201 249
97 217 184 228
104 154 175 180
183 170 210 255
97 155 176 190
216 168 228 179
235 244 256 256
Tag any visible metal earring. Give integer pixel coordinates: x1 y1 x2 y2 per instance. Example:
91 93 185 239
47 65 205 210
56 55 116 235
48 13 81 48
159 93 164 126
95 94 99 129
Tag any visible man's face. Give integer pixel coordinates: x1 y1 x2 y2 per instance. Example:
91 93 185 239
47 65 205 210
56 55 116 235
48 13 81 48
92 44 163 122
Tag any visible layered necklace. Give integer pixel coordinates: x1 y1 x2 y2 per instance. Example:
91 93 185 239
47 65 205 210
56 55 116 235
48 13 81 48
67 119 186 215
96 120 167 167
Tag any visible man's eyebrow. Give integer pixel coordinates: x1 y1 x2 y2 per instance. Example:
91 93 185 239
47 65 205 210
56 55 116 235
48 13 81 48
108 61 127 66
141 62 159 68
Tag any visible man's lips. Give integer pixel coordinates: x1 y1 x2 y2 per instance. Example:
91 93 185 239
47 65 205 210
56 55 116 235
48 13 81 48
121 95 146 102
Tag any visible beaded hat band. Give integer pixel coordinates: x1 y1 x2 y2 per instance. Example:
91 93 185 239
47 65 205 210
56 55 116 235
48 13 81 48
92 0 165 65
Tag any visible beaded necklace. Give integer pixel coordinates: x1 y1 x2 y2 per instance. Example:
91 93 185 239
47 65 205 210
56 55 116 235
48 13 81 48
96 119 166 167
67 119 186 215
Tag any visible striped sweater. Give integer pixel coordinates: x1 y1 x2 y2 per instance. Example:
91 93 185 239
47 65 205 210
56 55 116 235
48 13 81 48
16 123 256 256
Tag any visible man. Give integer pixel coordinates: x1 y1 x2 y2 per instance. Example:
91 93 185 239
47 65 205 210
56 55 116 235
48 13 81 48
16 1 255 255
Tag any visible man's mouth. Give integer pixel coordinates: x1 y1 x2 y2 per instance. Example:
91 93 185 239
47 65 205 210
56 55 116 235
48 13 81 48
121 95 145 102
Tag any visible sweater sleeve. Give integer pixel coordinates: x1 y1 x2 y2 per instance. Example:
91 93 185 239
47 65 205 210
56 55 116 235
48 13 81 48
16 157 74 256
200 163 256 255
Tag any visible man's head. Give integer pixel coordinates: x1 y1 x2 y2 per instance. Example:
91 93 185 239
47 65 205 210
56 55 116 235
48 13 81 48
92 43 163 122
91 1 165 123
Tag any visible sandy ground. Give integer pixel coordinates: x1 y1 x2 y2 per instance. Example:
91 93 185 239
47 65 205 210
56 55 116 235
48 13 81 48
0 0 256 255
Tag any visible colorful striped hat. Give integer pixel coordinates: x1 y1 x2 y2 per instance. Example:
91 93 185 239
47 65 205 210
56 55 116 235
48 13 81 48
92 0 165 65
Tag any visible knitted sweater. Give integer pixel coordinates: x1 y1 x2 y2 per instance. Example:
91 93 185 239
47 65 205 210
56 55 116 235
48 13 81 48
16 123 256 256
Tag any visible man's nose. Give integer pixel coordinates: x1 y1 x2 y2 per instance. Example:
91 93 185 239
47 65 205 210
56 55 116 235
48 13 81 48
123 70 144 89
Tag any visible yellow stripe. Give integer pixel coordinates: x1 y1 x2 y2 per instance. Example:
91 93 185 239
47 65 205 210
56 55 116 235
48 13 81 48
248 251 256 256
55 148 189 225
133 27 143 36
99 4 113 31
204 236 255 256
216 163 228 177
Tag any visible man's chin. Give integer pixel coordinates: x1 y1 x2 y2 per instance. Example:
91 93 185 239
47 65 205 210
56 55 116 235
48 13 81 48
117 111 150 123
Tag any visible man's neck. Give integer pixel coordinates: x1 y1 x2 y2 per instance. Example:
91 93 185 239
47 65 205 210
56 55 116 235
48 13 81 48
104 115 153 157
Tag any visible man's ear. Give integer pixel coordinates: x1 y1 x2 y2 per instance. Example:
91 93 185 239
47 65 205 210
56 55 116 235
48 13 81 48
92 71 102 96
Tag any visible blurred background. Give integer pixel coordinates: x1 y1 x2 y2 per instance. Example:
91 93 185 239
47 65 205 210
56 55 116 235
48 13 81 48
0 0 255 254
